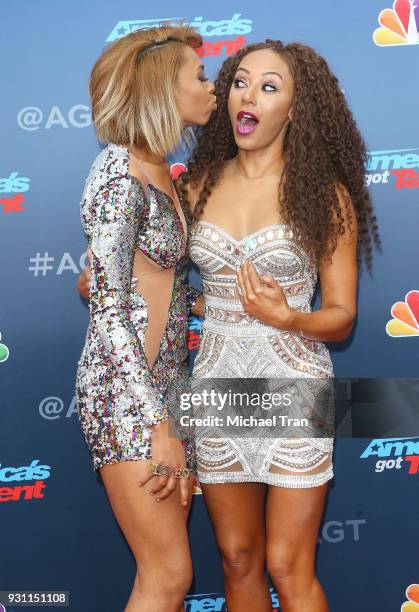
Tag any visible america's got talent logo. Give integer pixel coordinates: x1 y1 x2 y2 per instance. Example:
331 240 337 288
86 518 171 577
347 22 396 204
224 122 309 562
107 14 253 41
184 586 279 611
360 437 419 475
106 14 253 57
0 171 30 213
374 0 419 46
365 148 419 189
0 459 52 503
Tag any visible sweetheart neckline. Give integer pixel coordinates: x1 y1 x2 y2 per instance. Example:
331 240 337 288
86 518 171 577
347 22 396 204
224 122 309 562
192 219 292 244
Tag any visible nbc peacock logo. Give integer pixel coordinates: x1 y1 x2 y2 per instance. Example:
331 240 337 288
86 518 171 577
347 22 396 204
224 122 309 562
374 0 419 46
401 583 419 610
0 332 9 362
386 290 419 337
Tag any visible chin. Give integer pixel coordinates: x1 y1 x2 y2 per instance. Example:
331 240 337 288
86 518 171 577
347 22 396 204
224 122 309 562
233 136 260 150
191 114 209 126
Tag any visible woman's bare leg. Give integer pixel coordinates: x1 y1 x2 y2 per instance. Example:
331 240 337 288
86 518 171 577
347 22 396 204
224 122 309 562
100 460 194 612
201 482 272 612
266 482 329 612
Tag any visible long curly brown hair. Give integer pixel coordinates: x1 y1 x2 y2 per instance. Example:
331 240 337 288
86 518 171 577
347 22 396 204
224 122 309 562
178 39 381 273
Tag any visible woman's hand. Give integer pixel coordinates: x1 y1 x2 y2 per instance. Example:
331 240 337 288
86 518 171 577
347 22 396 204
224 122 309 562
237 260 293 329
77 265 91 300
138 418 192 507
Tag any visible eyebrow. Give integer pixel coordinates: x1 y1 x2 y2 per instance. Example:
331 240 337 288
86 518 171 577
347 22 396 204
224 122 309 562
236 67 283 80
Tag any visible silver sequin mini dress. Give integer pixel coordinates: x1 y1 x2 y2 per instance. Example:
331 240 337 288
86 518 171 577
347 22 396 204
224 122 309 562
189 220 335 488
75 143 200 474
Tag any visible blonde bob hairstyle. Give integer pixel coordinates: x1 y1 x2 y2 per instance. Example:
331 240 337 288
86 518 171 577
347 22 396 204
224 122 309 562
90 25 203 157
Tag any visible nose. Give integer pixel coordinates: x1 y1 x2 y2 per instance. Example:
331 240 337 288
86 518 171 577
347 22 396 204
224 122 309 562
241 84 256 105
207 79 215 94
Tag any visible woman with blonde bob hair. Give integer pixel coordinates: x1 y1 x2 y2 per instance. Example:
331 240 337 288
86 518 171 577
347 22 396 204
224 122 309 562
75 25 215 611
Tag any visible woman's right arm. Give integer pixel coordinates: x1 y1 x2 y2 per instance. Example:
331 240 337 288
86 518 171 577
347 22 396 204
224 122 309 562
86 176 170 427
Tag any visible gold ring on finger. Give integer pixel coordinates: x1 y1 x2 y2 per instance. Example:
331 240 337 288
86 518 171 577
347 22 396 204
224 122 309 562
150 462 160 475
179 467 190 479
156 464 172 477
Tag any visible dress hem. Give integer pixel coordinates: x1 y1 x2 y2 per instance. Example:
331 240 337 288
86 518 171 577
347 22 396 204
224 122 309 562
197 464 334 488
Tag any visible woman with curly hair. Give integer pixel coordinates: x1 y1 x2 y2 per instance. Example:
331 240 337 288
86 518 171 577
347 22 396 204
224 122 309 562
178 40 380 611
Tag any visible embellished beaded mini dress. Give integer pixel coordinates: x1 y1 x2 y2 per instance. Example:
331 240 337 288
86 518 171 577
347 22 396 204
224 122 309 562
75 143 200 474
189 219 335 488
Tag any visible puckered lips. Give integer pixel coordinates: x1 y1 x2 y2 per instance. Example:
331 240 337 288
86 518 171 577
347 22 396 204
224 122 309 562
236 110 259 135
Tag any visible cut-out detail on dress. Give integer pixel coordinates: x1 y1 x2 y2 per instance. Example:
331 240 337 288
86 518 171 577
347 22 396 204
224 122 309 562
127 160 189 369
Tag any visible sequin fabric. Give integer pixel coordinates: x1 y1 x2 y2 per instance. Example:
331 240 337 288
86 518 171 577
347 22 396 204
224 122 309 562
75 143 201 474
189 220 335 488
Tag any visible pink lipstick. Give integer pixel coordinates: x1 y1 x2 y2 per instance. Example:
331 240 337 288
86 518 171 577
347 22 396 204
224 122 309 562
236 110 259 135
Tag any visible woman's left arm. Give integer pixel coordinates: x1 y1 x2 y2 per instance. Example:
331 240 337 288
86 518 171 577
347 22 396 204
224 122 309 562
237 185 358 343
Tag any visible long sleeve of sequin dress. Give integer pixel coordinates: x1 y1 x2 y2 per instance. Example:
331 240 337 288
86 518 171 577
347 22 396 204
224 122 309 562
85 175 170 426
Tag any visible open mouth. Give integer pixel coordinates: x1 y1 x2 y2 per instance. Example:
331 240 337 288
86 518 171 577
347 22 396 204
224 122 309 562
236 111 259 135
